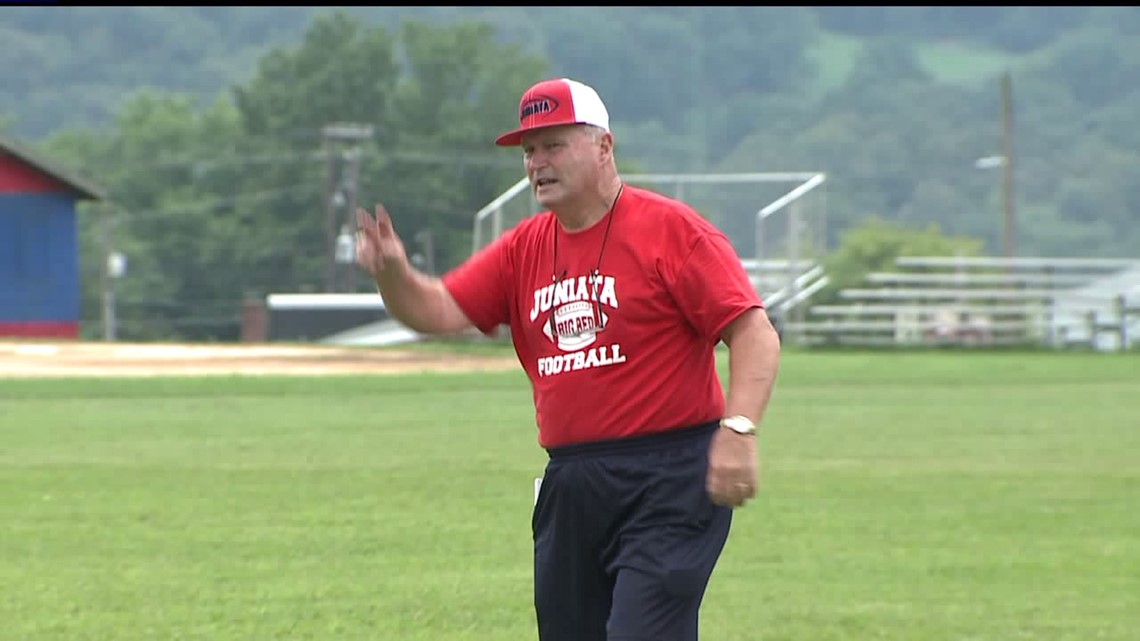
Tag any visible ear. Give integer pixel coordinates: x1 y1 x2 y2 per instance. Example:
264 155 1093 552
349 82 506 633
598 131 614 160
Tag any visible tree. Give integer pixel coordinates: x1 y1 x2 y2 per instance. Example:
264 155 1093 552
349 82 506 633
384 19 547 270
815 216 985 306
36 11 552 340
42 91 249 340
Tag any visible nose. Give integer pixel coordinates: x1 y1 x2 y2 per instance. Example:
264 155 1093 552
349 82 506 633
525 155 543 176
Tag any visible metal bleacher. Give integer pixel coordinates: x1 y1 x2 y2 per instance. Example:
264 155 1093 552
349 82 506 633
744 259 829 325
470 171 831 334
784 256 1140 351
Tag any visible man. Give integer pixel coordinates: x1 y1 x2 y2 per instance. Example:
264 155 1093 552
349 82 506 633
355 77 781 641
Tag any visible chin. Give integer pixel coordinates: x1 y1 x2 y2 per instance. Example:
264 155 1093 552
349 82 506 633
534 187 564 209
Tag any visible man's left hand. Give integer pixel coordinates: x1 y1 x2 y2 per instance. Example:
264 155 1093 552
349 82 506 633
706 428 759 508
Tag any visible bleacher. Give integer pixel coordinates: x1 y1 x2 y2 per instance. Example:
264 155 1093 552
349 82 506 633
742 258 829 327
782 256 1140 350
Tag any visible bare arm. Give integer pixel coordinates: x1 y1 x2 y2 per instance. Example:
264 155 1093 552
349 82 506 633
705 306 781 509
720 306 782 425
356 205 474 335
372 260 473 335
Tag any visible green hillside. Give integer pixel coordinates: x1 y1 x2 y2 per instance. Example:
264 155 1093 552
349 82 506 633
810 29 1043 95
1 7 1138 340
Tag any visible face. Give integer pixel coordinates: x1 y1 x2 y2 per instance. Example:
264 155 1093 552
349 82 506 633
521 125 609 209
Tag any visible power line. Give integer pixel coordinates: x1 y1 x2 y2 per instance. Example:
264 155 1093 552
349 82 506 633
74 150 321 176
103 185 314 221
124 147 521 173
359 149 521 169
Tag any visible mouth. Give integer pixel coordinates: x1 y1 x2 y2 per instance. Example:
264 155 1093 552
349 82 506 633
535 177 558 188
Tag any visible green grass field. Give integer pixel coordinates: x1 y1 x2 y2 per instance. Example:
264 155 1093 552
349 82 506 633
2 350 1138 640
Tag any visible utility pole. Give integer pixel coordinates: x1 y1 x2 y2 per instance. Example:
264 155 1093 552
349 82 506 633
1000 72 1016 260
341 146 363 291
100 204 126 341
414 228 436 275
322 134 338 293
320 123 374 292
100 204 114 341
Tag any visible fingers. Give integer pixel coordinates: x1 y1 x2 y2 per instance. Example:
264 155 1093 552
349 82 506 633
706 429 759 508
354 207 380 273
356 203 396 238
355 207 378 242
355 227 371 267
707 472 757 508
354 203 402 276
374 203 395 236
355 206 371 229
742 477 757 499
710 493 744 509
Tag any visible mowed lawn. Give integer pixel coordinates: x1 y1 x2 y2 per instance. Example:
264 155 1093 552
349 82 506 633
1 350 1138 640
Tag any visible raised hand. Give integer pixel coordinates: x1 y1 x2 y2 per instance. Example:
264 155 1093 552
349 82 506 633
355 203 409 278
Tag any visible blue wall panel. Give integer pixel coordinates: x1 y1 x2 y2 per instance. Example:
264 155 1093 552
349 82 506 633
0 193 79 321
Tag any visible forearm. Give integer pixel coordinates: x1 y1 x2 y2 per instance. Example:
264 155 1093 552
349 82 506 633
723 309 781 425
373 263 462 334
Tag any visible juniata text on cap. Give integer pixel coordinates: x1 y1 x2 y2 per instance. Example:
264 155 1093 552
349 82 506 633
495 78 611 147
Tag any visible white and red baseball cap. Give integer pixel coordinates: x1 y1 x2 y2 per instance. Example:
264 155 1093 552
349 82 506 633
494 78 611 147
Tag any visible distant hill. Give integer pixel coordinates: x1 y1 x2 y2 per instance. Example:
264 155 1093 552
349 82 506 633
4 6 1138 259
3 7 1127 140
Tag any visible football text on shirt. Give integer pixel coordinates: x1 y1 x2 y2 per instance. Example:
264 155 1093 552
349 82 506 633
529 274 627 377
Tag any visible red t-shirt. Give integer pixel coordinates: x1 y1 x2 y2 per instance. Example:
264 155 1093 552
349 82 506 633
442 185 763 448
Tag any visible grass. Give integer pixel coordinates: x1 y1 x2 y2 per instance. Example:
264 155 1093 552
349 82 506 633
2 351 1139 640
376 335 519 357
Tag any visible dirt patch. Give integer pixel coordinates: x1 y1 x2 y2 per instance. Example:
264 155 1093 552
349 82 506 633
0 341 520 378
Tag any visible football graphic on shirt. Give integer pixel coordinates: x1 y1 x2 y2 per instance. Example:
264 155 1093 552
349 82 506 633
542 300 607 352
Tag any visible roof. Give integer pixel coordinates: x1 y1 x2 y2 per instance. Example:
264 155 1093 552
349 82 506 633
0 133 106 201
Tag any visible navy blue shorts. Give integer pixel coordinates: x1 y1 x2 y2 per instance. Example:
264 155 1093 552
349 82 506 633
532 421 732 641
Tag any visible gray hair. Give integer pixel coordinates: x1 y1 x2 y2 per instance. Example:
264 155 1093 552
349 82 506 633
580 124 608 142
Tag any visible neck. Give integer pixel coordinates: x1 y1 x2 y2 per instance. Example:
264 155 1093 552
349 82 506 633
555 177 624 232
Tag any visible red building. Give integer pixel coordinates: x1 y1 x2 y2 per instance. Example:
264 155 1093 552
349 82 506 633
0 135 104 339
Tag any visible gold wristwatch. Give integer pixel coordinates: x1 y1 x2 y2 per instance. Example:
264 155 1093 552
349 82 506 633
720 415 756 436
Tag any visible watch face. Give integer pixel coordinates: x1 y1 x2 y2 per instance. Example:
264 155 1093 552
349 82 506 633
723 417 755 434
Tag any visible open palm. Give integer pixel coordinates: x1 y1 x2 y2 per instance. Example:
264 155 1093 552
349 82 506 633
355 204 408 277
